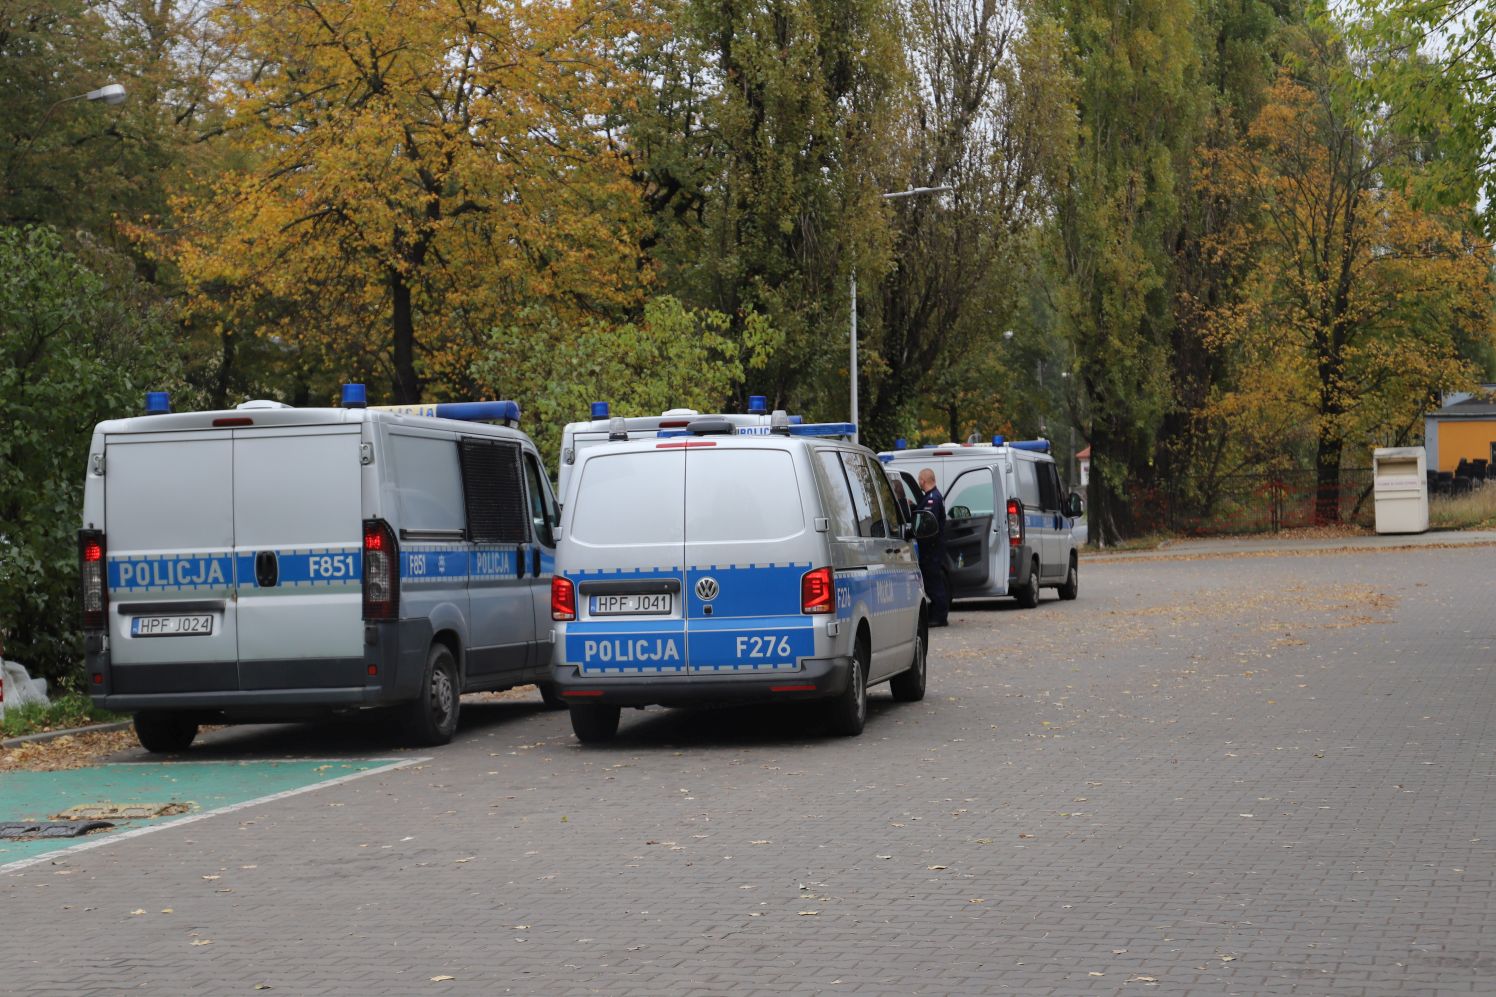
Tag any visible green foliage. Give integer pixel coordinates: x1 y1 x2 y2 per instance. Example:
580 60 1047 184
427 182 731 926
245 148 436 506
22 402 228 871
0 692 122 738
0 227 184 685
472 295 779 466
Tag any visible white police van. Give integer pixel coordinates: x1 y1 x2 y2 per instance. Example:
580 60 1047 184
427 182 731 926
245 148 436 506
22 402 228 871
879 438 1083 608
557 396 806 502
79 386 563 752
548 413 937 743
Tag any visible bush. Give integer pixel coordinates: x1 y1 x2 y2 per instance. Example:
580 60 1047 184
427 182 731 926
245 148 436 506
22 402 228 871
0 226 183 688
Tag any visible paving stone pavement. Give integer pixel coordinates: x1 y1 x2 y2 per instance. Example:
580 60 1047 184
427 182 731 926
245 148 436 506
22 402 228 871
2 544 1492 995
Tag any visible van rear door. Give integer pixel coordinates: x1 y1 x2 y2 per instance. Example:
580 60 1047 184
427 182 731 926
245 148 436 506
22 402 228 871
562 447 687 676
944 465 1002 593
233 425 363 688
104 431 239 692
682 444 814 675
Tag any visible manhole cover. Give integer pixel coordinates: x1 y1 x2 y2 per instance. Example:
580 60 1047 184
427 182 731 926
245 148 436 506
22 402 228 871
0 820 114 840
51 802 191 821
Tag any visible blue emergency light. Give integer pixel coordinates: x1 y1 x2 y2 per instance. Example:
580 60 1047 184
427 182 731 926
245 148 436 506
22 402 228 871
144 391 171 415
747 395 768 415
1011 438 1050 453
788 415 804 425
341 383 368 408
895 437 907 450
992 434 1005 446
787 422 857 438
591 401 610 419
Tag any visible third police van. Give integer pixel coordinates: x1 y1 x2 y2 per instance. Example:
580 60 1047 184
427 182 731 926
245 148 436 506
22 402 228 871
548 412 937 743
879 438 1084 608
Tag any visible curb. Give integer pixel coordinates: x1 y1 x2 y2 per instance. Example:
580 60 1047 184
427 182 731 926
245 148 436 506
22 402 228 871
1 721 132 748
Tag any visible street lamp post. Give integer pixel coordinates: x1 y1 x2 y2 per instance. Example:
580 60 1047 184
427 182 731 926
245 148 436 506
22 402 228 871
8 83 128 190
850 184 953 445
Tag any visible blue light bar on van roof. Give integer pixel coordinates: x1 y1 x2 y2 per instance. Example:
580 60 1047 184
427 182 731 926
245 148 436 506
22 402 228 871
144 391 171 415
591 401 610 419
788 415 804 425
787 422 857 438
747 395 768 414
1011 438 1050 453
895 437 907 450
992 434 1005 446
371 400 521 425
341 383 367 408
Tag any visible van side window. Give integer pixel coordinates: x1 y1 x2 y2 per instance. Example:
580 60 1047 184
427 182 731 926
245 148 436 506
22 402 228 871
871 466 905 532
813 449 860 538
1037 460 1060 512
947 469 996 517
841 452 888 538
459 438 528 544
523 452 559 547
390 432 467 533
1015 458 1042 508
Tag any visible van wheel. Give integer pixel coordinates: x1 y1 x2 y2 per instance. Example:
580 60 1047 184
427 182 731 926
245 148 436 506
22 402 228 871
403 644 460 746
1015 558 1042 609
889 626 927 703
537 683 568 710
569 703 620 744
1058 556 1079 601
133 712 198 754
827 633 869 736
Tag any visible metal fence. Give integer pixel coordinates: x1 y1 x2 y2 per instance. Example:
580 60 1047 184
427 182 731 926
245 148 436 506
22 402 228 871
1130 467 1376 536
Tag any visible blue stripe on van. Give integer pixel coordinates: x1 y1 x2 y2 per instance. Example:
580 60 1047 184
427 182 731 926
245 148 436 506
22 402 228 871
566 619 687 674
108 554 234 592
685 563 811 619
685 616 812 671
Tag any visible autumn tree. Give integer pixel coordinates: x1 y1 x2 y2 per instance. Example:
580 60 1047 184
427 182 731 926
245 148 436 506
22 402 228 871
1199 32 1493 522
157 0 649 405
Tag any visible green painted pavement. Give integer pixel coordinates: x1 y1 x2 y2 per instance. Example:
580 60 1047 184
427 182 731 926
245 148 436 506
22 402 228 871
0 759 397 867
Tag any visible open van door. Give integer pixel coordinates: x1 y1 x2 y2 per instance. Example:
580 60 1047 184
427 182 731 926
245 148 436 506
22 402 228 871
943 465 1002 595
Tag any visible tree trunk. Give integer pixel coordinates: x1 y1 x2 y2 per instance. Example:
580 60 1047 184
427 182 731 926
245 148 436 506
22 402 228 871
390 266 420 404
1314 429 1342 525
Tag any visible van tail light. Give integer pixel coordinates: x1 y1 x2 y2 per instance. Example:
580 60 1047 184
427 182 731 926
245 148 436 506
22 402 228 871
551 576 577 621
1006 499 1023 548
362 519 399 620
801 566 834 614
80 530 107 630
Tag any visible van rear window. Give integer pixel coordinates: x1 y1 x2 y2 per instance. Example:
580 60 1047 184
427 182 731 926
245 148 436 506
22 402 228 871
570 452 684 545
685 449 804 543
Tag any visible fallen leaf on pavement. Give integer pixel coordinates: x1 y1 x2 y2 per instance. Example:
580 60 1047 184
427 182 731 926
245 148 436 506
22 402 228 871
430 975 455 982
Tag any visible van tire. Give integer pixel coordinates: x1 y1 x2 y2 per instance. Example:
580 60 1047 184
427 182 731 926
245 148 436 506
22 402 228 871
1058 556 1079 601
889 627 927 703
403 644 460 746
133 712 198 754
570 703 620 744
827 634 869 736
1016 558 1042 609
538 682 568 710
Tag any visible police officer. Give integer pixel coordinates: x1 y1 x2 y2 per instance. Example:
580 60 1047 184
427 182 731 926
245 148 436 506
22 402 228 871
915 467 950 627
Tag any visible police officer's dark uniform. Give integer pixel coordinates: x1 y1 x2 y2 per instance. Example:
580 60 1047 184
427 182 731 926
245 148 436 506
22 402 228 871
915 483 950 626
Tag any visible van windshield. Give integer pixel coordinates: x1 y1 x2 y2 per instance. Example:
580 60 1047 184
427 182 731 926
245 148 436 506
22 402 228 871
569 451 684 545
686 448 805 544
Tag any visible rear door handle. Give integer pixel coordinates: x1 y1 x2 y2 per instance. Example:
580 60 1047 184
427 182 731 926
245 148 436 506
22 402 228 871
531 546 541 576
516 545 527 579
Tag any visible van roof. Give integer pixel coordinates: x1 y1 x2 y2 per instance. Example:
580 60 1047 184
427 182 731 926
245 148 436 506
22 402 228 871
94 406 529 441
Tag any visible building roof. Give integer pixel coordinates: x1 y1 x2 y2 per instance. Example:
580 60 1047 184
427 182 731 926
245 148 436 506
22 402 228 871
1076 446 1091 459
1431 394 1496 419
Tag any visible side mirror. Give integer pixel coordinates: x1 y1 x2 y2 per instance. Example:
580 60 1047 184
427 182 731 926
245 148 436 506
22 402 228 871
1066 492 1085 518
912 508 939 539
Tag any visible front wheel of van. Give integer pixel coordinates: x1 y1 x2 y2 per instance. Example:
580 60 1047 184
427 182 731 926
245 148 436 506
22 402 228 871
570 703 620 744
889 626 927 703
403 644 460 746
1058 556 1079 601
827 635 869 736
133 711 198 754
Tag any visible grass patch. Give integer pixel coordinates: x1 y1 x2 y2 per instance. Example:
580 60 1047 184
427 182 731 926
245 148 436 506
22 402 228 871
0 692 124 739
1429 485 1496 530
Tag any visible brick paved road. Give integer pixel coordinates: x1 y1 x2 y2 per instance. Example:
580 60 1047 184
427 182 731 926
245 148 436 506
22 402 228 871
3 544 1492 995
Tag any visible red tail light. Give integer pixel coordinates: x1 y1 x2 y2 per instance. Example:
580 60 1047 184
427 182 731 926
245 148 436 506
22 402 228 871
362 519 399 620
551 576 577 621
801 566 834 614
1006 499 1023 548
79 530 107 630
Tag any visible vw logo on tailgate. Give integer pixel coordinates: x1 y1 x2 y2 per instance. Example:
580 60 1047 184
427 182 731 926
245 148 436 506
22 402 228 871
694 576 719 601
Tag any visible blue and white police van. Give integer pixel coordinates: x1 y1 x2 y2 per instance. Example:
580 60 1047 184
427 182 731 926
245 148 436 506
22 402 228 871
557 395 805 503
548 412 938 743
880 438 1084 608
79 386 563 752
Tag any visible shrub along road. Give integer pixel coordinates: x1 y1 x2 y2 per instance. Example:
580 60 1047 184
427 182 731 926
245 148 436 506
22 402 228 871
1 541 1492 994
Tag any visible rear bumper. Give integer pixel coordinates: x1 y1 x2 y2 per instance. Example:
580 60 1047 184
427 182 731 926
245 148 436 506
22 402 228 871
550 655 855 708
84 619 430 715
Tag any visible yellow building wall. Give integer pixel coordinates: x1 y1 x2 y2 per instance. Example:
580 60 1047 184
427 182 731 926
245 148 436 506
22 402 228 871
1435 419 1496 471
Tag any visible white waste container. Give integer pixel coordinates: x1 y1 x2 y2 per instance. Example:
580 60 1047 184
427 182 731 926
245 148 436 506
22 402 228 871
1372 446 1428 534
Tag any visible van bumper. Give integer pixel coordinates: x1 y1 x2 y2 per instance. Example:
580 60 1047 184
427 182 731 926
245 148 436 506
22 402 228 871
549 654 855 708
84 619 430 715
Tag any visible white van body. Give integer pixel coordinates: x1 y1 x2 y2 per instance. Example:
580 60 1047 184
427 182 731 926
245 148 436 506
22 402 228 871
879 441 1082 606
80 399 562 749
549 419 933 741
